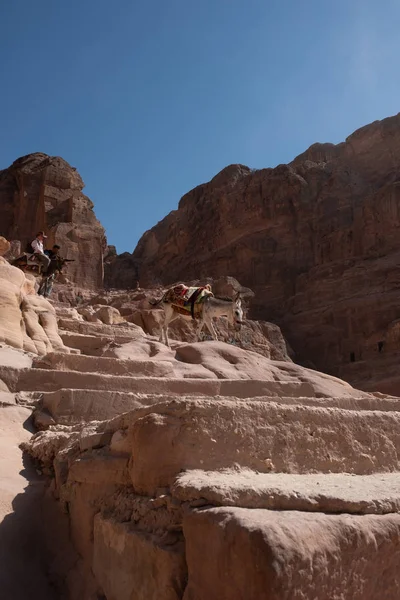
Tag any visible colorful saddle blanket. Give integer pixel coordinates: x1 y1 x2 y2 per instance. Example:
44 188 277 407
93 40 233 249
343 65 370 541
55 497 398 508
166 284 213 318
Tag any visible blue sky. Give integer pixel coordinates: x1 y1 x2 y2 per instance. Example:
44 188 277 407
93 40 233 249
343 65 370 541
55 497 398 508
1 0 399 253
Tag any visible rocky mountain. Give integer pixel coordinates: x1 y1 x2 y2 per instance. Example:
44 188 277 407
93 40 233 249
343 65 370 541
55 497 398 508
106 113 400 393
0 153 106 288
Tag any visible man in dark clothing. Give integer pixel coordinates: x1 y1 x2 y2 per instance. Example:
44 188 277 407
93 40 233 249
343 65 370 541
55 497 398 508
39 245 61 298
44 244 61 260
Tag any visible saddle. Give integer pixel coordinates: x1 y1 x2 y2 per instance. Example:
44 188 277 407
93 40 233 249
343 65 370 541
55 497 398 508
13 253 42 270
15 252 40 264
25 252 41 266
166 284 213 319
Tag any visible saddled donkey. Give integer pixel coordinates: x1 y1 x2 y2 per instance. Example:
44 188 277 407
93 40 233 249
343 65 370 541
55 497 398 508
150 286 244 347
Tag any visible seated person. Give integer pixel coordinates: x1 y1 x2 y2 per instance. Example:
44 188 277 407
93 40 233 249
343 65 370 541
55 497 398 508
31 231 50 273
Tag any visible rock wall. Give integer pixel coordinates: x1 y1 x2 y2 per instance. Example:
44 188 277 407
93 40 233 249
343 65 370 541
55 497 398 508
0 237 70 356
105 113 400 392
0 153 106 289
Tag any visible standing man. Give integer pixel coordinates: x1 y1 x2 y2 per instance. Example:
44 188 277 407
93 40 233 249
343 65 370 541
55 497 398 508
31 231 51 273
39 244 61 298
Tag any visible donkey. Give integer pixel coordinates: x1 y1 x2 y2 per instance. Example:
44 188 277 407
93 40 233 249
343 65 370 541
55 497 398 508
150 288 244 347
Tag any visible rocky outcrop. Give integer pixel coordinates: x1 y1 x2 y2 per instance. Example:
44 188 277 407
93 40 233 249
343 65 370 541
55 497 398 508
0 153 106 288
0 239 70 356
105 113 400 395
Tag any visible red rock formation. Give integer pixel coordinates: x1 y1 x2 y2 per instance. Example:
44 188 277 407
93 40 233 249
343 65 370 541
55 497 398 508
0 153 106 288
107 113 400 392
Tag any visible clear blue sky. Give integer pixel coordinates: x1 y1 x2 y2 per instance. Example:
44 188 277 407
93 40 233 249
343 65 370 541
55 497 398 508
1 0 399 253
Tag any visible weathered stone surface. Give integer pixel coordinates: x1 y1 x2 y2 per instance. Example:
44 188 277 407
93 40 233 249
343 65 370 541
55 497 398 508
33 409 56 431
60 332 113 355
171 342 353 396
41 388 169 425
183 508 400 600
33 352 175 377
0 346 32 369
67 480 120 573
108 114 400 394
0 153 106 288
77 304 125 325
57 317 144 341
130 398 400 494
93 515 187 600
21 428 77 470
37 387 399 427
173 469 400 514
69 452 130 485
0 365 315 398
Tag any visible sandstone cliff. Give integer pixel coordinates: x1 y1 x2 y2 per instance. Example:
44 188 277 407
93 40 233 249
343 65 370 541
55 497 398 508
106 113 400 393
0 153 106 289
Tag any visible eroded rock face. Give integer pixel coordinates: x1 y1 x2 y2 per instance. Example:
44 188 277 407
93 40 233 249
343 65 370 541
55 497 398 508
183 508 400 600
93 516 187 600
0 255 70 355
0 153 106 288
107 113 400 393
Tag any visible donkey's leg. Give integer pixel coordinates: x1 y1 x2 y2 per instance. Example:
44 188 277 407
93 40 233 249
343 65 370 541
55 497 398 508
201 304 218 341
158 311 166 343
205 317 218 341
161 307 180 347
159 307 171 345
195 318 205 342
165 313 183 347
196 305 209 341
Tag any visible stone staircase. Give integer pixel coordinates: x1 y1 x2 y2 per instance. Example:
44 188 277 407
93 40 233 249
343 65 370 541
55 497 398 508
18 303 400 599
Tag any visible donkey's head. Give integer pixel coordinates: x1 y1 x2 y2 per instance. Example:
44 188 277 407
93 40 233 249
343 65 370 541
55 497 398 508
230 292 244 331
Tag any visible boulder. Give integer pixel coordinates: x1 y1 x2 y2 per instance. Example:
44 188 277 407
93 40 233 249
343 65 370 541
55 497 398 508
183 508 400 600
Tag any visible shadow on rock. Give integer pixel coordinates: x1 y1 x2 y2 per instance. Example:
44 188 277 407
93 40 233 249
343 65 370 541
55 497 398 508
0 452 62 600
